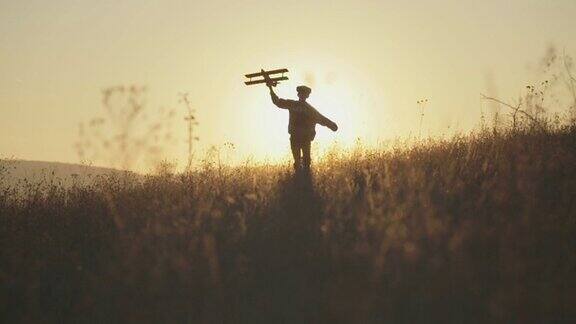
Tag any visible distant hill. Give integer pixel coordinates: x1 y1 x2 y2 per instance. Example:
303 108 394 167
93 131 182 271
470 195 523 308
0 159 128 188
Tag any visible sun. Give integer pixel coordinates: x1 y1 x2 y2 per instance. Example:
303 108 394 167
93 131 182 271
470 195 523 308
306 79 362 149
223 58 378 165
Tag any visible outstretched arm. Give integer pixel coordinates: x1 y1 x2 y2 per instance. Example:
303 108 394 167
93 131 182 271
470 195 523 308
306 103 338 131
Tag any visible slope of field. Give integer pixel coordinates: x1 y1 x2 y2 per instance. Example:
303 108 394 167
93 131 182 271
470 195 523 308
0 160 127 189
1 128 575 323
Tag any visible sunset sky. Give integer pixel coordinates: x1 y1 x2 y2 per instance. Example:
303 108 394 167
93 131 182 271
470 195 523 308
1 0 576 169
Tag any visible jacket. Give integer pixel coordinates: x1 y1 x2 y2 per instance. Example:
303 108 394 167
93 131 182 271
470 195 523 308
270 91 337 141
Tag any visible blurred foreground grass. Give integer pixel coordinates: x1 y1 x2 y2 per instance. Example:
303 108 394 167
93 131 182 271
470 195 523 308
1 127 576 323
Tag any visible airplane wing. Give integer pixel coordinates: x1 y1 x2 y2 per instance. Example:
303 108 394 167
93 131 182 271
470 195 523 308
244 68 288 79
244 76 288 86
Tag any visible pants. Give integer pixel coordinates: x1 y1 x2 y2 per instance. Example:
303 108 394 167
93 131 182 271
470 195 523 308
290 136 312 169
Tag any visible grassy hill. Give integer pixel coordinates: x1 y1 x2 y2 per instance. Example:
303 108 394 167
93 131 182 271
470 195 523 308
1 127 575 323
0 160 130 190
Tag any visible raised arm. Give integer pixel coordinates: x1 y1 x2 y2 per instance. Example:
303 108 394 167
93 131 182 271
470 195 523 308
268 85 292 109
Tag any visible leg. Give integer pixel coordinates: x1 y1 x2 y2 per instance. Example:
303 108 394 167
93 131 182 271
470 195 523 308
301 140 312 169
290 136 301 169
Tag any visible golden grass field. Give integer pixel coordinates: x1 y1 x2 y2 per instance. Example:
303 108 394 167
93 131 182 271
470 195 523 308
1 125 576 323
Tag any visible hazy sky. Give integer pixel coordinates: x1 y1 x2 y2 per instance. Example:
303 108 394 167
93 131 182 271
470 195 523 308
1 0 576 169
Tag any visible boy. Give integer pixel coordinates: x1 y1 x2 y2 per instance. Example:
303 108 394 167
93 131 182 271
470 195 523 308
267 84 338 170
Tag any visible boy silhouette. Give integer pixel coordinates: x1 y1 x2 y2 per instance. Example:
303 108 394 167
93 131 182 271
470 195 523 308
267 83 338 170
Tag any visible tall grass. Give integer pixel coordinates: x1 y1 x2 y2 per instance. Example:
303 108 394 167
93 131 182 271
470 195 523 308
2 124 576 323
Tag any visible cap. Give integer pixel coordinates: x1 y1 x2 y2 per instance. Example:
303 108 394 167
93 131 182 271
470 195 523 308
296 85 312 96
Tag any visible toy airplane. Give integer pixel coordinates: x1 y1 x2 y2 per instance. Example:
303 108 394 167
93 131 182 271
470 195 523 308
244 68 289 87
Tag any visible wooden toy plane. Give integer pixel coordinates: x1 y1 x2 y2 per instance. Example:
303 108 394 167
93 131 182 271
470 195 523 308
244 68 289 87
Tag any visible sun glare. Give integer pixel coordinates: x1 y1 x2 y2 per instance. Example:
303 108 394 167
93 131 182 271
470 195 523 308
309 80 361 147
241 58 378 164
